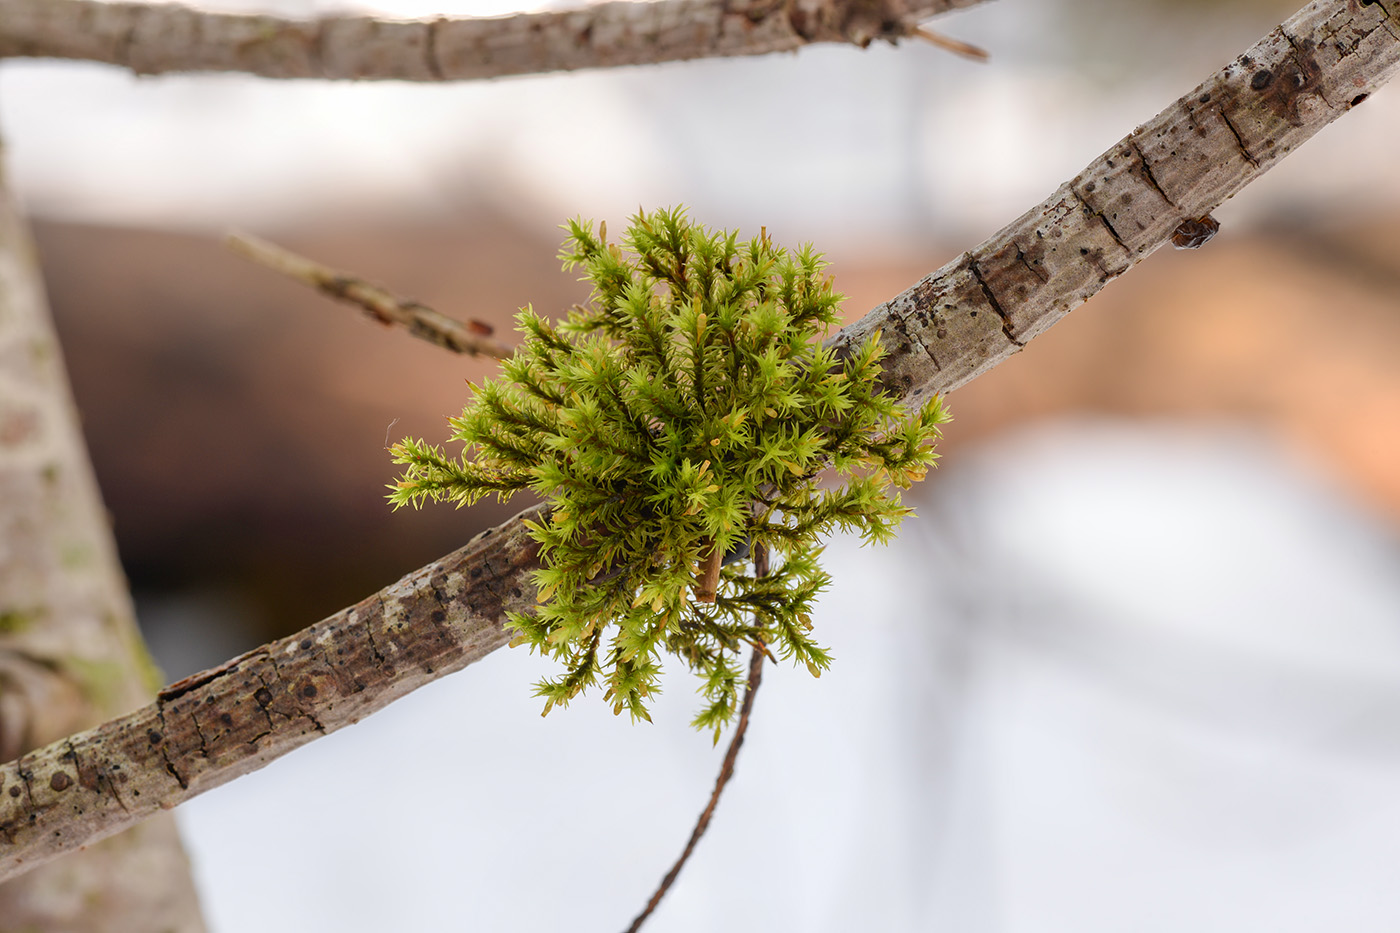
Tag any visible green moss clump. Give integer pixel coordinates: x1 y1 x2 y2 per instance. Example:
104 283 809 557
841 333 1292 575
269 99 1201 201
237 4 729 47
390 208 947 737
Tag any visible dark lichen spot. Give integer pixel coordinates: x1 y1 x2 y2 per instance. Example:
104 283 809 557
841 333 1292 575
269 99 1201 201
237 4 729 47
470 566 483 579
1199 92 1211 103
302 684 318 699
431 609 446 624
300 639 312 650
220 713 233 726
49 772 72 792
254 687 273 706
147 730 162 745
1251 70 1273 91
935 328 948 339
1171 214 1221 250
8 786 19 798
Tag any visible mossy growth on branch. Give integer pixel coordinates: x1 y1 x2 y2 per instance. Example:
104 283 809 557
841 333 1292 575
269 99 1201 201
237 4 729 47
389 207 947 738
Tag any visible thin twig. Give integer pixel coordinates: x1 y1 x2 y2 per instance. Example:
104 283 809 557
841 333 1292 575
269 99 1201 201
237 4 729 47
912 25 989 62
226 231 513 359
625 542 770 933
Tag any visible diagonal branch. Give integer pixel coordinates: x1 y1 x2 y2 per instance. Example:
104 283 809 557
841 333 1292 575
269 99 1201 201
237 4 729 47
226 232 514 359
0 0 990 81
0 0 1393 885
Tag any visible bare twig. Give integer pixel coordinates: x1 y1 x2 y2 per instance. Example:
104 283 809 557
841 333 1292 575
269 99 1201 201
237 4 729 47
912 25 988 62
227 232 512 359
0 0 994 81
625 651 766 932
626 543 771 931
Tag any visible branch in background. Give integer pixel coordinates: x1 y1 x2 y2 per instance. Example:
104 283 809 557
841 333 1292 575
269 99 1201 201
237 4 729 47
227 232 513 360
0 0 1393 884
0 141 206 925
0 0 991 81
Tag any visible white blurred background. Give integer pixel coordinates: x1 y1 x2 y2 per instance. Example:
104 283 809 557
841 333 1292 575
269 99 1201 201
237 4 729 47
5 0 1400 929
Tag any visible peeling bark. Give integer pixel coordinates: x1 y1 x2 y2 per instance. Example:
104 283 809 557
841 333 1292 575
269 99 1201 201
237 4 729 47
0 0 1394 885
0 142 205 926
0 0 989 81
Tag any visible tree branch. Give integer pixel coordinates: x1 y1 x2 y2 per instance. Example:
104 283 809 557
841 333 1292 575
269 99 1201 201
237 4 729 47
226 232 513 359
0 134 206 925
0 0 1393 884
0 0 990 81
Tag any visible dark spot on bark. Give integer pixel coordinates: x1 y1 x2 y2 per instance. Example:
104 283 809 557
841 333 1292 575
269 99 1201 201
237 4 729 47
511 587 523 598
300 640 312 650
470 567 483 579
7 787 18 798
936 328 948 339
254 687 273 706
1171 214 1221 250
1251 70 1273 90
1080 247 1089 255
220 713 233 726
1199 92 1211 103
1084 181 1096 192
302 684 318 698
481 528 493 537
49 772 72 792
431 609 446 624
969 310 978 317
1351 93 1369 107
147 730 162 745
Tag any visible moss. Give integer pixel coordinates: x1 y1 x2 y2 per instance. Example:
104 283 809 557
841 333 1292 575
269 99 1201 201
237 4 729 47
0 606 44 634
61 656 130 714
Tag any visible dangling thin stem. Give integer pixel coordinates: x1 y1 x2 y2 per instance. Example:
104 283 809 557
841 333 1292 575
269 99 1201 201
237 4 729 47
624 543 770 933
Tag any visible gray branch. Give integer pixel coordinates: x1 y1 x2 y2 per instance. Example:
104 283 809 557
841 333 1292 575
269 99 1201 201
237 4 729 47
0 0 1393 884
0 0 989 80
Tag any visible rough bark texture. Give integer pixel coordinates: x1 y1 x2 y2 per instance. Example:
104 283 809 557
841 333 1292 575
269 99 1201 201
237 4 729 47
0 144 206 927
0 0 1394 885
0 0 989 80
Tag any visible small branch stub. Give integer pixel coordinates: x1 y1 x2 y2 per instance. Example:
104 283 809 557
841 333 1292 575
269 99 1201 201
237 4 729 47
693 538 723 604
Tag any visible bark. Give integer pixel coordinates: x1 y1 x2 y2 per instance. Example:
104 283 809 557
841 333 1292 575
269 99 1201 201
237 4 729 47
0 0 1393 885
0 0 989 81
0 144 205 924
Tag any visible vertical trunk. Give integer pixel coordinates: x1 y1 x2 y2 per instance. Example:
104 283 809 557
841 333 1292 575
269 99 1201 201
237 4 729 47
0 136 205 929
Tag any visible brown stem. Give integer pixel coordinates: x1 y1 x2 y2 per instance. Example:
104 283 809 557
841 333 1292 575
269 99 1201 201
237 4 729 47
226 231 513 359
693 536 723 604
623 643 765 933
912 25 989 62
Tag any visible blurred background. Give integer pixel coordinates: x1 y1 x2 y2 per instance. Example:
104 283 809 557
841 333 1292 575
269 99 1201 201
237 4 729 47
5 0 1400 928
